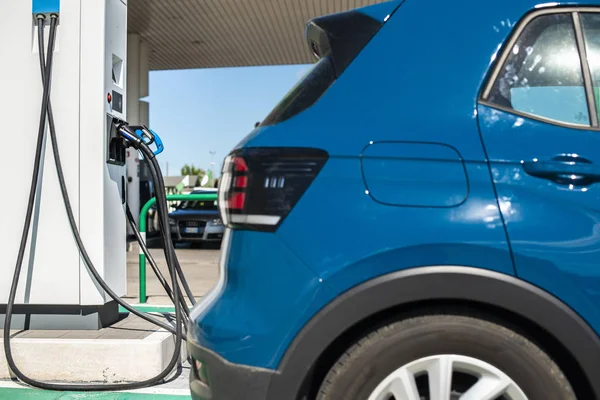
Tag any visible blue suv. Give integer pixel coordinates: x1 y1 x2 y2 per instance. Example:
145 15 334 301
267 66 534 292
187 1 600 399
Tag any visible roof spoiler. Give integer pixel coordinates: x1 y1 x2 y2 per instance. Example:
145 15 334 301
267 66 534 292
305 0 403 77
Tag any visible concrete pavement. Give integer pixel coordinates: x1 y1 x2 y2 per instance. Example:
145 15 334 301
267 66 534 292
124 240 220 304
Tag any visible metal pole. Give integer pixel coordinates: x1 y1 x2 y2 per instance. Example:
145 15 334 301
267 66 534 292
138 193 218 303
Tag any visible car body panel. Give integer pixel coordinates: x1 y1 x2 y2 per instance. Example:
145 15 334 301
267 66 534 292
188 1 600 399
361 141 469 207
191 0 523 369
188 230 327 368
277 156 514 281
190 153 513 368
477 104 600 338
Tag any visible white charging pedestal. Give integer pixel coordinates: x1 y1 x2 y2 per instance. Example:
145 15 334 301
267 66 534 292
0 0 128 329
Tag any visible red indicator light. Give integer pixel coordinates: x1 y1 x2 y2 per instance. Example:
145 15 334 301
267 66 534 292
234 176 248 188
107 93 112 103
228 192 246 210
233 157 248 172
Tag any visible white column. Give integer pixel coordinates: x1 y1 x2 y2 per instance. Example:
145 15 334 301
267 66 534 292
125 33 150 234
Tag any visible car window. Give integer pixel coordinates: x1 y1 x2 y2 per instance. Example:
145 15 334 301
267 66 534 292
177 200 218 210
260 56 336 127
177 192 218 210
580 13 600 122
487 13 590 126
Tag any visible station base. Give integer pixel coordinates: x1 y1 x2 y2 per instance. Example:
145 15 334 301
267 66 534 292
0 301 119 330
0 313 185 383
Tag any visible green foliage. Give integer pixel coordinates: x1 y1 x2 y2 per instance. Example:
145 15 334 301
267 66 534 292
181 164 206 177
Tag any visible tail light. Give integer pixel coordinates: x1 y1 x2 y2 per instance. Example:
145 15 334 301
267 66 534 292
218 147 328 231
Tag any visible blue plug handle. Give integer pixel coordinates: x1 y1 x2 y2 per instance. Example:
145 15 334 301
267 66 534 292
134 127 164 156
148 129 164 156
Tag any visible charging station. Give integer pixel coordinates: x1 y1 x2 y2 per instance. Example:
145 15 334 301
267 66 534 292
0 0 128 330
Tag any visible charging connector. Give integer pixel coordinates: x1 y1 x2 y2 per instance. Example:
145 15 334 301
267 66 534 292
119 124 164 156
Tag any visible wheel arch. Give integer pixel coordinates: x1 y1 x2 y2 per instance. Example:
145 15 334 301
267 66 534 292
265 266 600 400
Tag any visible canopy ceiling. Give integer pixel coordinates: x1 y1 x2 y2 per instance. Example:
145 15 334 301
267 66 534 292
128 0 385 70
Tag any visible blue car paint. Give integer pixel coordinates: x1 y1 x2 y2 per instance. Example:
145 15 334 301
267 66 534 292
361 141 469 207
192 230 327 367
477 104 600 337
190 0 600 373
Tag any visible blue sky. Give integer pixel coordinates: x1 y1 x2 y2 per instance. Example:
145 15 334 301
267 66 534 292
146 64 311 177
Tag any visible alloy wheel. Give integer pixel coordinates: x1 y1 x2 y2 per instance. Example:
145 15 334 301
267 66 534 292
367 354 528 400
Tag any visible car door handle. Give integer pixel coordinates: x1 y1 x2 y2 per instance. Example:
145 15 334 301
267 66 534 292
522 154 600 186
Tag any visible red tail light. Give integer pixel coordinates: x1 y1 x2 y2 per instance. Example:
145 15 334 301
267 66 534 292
227 192 246 210
234 176 248 188
233 157 248 172
218 147 328 231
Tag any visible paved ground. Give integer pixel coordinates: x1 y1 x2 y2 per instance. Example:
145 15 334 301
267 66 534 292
124 239 221 304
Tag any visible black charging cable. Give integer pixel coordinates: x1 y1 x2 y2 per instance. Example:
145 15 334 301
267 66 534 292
3 14 192 391
119 126 197 308
125 202 190 320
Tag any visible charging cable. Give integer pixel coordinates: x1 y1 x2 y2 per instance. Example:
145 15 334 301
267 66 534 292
3 13 194 391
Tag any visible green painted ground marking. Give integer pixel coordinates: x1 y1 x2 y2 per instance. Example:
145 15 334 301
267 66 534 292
118 305 178 314
0 388 190 400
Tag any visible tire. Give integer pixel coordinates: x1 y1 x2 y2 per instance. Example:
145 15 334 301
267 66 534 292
316 314 576 400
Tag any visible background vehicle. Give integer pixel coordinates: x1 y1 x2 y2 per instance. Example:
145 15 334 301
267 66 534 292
168 189 223 246
187 0 600 399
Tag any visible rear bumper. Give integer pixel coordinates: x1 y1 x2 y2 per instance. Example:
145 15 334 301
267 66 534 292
187 338 275 400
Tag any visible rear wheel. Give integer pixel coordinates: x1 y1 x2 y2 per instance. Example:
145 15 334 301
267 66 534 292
316 314 576 400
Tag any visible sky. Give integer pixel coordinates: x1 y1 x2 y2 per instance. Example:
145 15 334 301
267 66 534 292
146 64 311 178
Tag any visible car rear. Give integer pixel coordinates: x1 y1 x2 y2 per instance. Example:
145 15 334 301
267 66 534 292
187 2 403 399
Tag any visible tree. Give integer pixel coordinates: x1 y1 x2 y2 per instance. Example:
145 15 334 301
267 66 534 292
181 164 206 177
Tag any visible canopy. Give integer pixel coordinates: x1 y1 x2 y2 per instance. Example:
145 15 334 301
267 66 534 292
128 0 385 70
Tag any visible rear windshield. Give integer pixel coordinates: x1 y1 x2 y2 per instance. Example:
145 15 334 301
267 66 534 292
261 56 336 126
177 198 218 211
